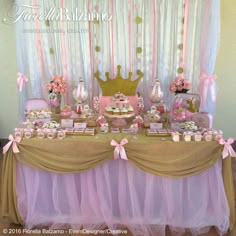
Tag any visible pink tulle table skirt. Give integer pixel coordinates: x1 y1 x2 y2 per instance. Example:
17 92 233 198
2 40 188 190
16 159 229 236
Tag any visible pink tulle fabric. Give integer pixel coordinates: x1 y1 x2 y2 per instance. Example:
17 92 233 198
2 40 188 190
16 159 229 236
99 96 138 114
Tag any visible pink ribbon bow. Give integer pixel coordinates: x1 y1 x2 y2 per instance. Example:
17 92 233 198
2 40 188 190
219 138 236 159
200 73 216 110
17 73 28 92
110 138 128 160
3 135 21 154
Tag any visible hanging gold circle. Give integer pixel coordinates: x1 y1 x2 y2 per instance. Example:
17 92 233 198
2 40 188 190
136 47 142 53
178 44 183 50
45 20 50 27
95 46 101 52
177 67 184 74
49 48 54 55
135 16 143 24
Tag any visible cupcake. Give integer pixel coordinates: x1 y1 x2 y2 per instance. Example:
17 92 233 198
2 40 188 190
127 105 134 114
105 106 113 114
113 108 120 115
121 107 128 115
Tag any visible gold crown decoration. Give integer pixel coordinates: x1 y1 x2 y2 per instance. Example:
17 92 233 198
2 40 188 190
94 65 144 96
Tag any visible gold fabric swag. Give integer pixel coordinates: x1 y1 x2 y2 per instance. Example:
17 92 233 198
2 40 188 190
0 134 235 230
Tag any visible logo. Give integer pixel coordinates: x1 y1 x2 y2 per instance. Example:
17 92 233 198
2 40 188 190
2 3 112 24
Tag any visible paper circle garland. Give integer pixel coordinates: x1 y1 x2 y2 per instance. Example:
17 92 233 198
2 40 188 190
95 46 101 52
177 67 184 74
49 48 54 55
135 16 143 24
136 47 142 54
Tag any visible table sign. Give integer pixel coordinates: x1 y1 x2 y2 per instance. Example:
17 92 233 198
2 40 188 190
74 122 87 129
74 128 85 133
150 122 163 130
61 119 73 128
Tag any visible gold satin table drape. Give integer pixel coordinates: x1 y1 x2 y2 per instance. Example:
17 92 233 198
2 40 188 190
0 133 235 230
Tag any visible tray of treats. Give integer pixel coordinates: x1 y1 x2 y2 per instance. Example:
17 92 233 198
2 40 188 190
65 128 96 136
25 109 52 123
104 92 135 117
145 128 173 137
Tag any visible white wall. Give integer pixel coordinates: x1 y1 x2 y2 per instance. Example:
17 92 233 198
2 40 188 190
0 0 235 138
214 0 236 138
0 0 18 138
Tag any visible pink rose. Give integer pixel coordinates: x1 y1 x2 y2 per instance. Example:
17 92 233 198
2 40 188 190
169 84 176 92
183 81 191 90
177 85 183 91
175 80 182 86
46 84 52 91
60 88 65 93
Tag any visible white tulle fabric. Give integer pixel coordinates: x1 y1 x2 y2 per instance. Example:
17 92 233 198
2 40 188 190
16 159 229 236
15 0 220 118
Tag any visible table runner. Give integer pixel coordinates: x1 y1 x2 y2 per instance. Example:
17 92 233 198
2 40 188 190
0 133 235 230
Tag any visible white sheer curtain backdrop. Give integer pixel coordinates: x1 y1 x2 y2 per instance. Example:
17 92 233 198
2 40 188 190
15 0 220 117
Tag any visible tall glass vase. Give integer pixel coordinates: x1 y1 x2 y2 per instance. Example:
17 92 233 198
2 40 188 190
50 93 61 114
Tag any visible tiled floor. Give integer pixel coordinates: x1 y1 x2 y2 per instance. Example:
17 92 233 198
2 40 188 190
0 140 236 236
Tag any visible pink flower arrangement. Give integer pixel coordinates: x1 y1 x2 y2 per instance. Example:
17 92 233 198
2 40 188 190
46 75 68 94
169 76 191 94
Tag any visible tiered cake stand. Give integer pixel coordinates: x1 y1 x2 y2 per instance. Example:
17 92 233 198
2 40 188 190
104 112 135 126
104 99 135 126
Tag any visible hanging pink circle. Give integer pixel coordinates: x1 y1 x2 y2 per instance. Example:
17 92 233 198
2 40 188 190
94 4 99 11
88 3 91 11
95 58 101 65
135 3 141 9
137 58 142 63
136 32 142 38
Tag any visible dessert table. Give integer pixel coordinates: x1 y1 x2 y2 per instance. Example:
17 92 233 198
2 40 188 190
1 132 235 235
